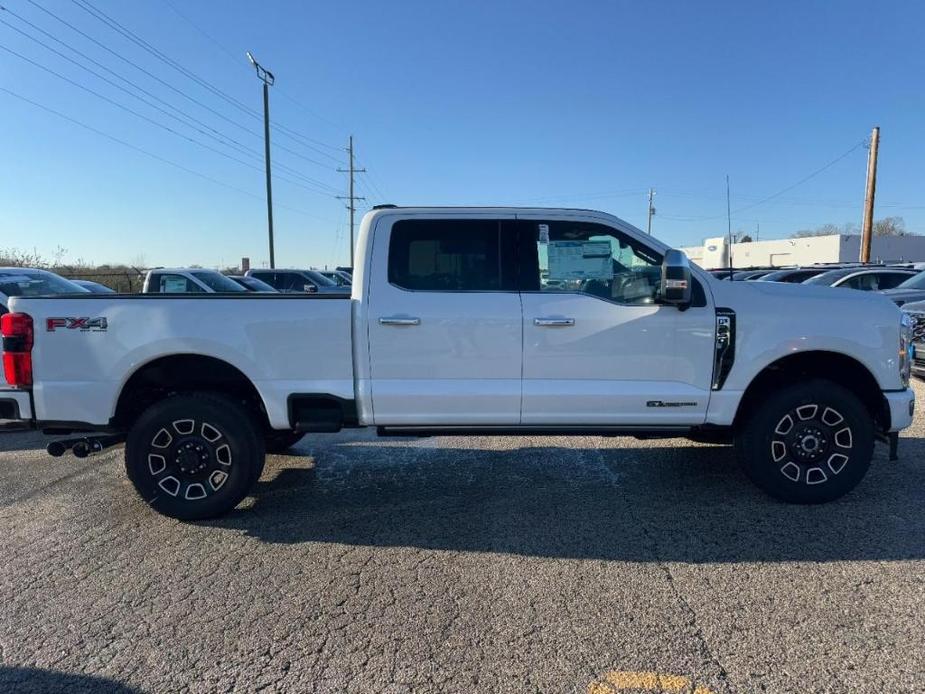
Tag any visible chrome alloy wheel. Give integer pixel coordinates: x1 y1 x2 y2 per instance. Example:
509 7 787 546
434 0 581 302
770 403 854 485
146 419 232 501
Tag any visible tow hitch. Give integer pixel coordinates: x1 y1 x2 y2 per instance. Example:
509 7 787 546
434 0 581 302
47 434 125 459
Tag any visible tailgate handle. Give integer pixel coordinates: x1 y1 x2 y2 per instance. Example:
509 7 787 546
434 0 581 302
379 316 421 326
534 317 575 327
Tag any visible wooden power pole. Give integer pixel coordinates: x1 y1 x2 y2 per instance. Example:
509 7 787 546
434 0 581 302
646 188 656 234
859 126 880 263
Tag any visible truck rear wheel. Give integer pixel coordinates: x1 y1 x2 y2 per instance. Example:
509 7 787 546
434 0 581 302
736 379 874 504
124 393 265 520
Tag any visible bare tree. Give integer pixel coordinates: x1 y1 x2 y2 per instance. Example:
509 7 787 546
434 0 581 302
873 216 909 236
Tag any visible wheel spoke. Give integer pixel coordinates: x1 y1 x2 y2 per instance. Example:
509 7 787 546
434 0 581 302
201 422 222 443
806 467 828 485
774 414 794 435
184 482 207 500
827 453 848 475
158 476 180 497
771 440 787 462
215 444 232 466
208 470 228 491
147 454 166 475
151 428 172 449
834 427 853 449
821 407 844 426
172 419 195 436
780 462 801 482
795 404 818 421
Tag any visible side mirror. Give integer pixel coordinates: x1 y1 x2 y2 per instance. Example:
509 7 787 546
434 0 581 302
658 249 692 307
303 284 318 293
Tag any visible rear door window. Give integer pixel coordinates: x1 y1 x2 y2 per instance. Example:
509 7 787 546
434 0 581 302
388 220 506 291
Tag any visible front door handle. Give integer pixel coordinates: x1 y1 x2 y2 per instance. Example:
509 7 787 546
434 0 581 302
534 317 575 327
379 316 421 326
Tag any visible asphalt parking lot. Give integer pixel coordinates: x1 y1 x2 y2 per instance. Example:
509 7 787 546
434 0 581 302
0 383 923 694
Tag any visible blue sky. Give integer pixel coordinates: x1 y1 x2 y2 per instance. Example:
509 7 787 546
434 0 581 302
1 0 924 268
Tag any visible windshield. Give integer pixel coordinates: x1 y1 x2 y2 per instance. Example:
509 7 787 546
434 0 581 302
190 271 247 292
302 270 337 286
803 269 851 285
895 271 925 290
0 270 87 297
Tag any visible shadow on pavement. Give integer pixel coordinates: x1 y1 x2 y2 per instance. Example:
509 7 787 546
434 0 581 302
0 666 142 694
202 437 925 564
0 431 53 453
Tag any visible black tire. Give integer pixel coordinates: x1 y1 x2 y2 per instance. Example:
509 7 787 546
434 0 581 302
735 379 874 504
125 393 265 520
265 430 305 453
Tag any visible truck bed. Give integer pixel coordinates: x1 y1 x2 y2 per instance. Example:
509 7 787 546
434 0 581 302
11 294 354 429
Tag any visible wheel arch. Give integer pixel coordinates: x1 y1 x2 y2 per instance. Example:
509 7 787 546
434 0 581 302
734 350 889 431
113 353 270 431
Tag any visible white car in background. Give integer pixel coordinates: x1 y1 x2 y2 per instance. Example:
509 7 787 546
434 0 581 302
142 268 248 294
0 267 89 386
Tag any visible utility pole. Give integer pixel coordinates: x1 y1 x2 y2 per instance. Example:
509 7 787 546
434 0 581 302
646 188 656 234
860 126 880 263
337 135 366 268
246 51 276 268
725 174 733 278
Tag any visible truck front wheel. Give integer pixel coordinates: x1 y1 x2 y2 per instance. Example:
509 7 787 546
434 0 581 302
124 393 265 520
736 379 874 504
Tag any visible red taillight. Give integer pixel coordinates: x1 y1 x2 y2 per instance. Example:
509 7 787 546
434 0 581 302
1 312 34 387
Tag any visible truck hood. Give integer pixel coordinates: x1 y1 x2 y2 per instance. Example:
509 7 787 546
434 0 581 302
704 275 904 391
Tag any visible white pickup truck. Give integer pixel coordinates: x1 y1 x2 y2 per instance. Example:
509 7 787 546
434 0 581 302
0 207 915 519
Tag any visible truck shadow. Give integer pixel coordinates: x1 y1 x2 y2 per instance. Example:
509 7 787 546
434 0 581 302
203 437 925 564
0 666 142 693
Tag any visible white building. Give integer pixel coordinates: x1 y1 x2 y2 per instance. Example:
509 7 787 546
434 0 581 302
681 234 925 270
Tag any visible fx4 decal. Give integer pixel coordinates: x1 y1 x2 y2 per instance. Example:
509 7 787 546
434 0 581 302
46 317 108 332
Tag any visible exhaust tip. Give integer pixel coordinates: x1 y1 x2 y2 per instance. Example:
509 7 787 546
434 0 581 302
72 442 90 458
47 441 68 457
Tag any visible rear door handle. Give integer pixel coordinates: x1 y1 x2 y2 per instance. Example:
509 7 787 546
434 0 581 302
379 316 421 326
534 317 575 327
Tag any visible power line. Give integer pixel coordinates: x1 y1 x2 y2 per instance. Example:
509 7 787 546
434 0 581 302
0 41 337 197
659 141 867 223
159 0 346 139
0 86 337 223
2 6 340 190
70 0 346 164
22 0 343 168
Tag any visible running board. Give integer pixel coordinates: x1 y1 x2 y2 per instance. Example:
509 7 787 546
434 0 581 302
376 425 691 438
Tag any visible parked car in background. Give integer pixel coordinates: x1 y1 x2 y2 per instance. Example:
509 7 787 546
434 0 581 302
142 268 248 294
731 269 775 281
756 267 830 283
879 271 925 307
802 266 917 291
227 275 278 293
335 266 353 277
0 267 89 386
0 268 88 312
899 299 925 379
71 279 116 293
316 269 352 287
245 268 348 294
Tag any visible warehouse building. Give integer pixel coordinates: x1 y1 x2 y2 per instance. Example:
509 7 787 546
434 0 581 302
681 234 925 269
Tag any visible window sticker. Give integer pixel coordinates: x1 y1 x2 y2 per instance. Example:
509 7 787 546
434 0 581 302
547 240 614 280
538 224 550 245
162 277 188 293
